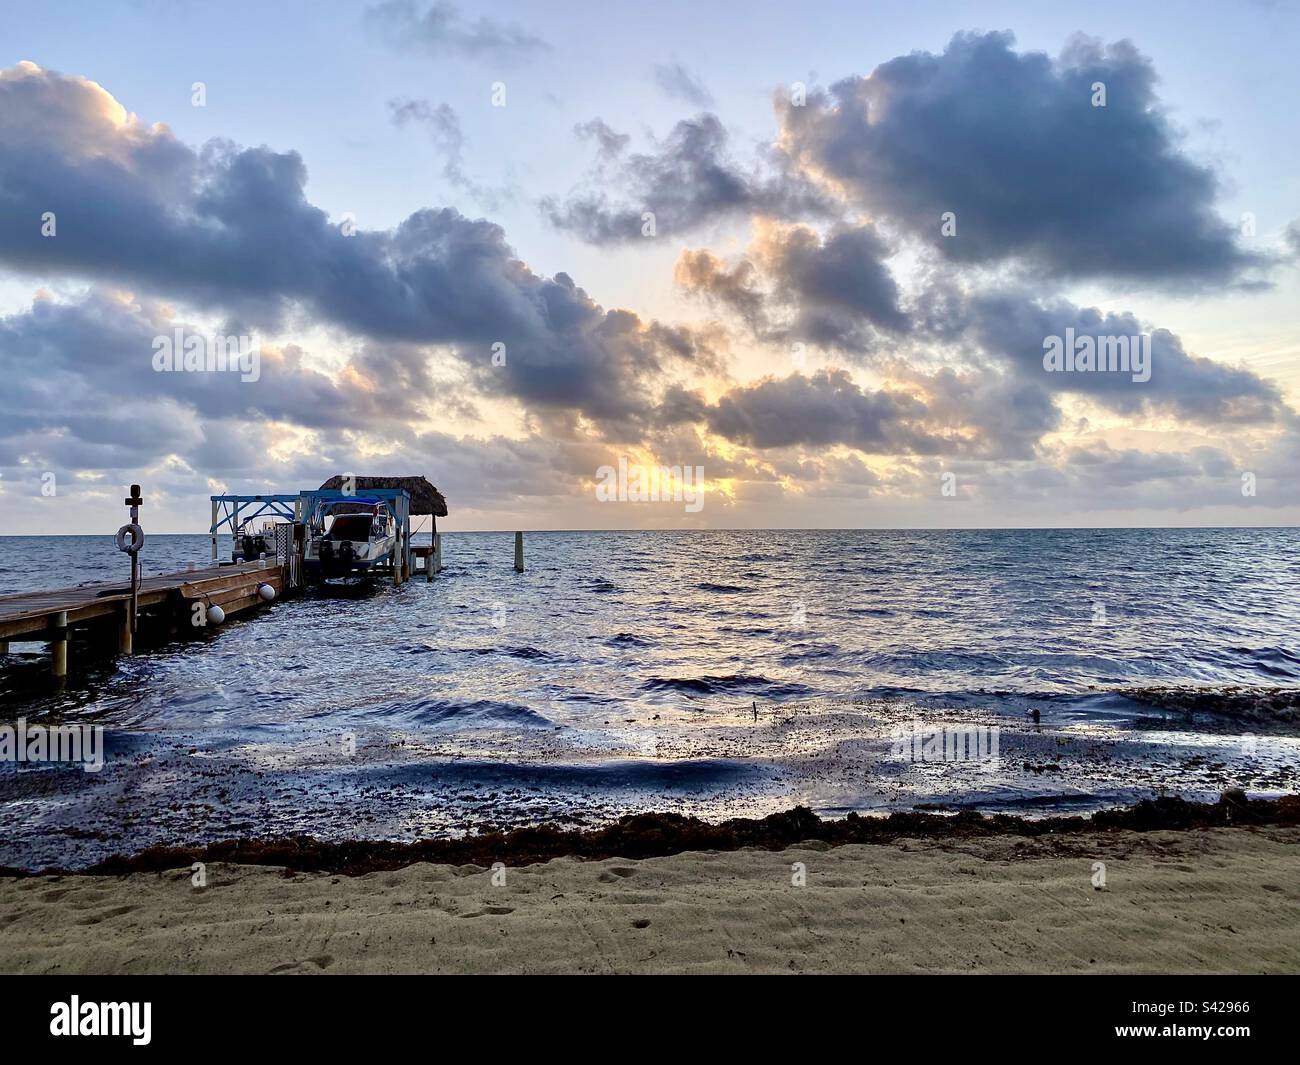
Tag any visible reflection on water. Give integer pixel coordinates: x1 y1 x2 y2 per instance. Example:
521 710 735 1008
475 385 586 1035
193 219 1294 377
1 528 1298 866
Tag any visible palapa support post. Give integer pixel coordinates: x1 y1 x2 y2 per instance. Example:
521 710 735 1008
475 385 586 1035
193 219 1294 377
514 531 524 573
434 533 442 577
50 611 68 679
0 641 8 655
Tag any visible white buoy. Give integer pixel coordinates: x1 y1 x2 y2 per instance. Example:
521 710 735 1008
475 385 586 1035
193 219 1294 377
206 604 226 625
257 583 276 602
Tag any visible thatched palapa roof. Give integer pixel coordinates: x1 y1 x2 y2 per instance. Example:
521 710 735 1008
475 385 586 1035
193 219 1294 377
318 475 448 517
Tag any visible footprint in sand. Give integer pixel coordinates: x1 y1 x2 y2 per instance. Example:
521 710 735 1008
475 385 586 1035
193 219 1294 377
458 905 515 918
74 904 138 925
268 955 333 973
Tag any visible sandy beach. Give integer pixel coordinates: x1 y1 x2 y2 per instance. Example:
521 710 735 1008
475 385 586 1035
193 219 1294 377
2 822 1296 974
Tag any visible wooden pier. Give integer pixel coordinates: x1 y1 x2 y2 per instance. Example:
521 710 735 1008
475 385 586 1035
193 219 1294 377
0 561 284 678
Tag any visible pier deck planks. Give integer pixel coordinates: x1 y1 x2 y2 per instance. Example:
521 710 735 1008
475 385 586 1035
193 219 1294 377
0 562 281 641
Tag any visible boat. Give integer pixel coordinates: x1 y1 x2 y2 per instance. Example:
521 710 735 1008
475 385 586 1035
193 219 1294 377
302 497 397 580
231 519 281 563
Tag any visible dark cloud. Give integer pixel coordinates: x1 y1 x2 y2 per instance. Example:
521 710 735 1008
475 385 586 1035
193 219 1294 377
778 31 1264 287
674 249 767 332
364 0 549 62
0 63 697 429
910 366 1062 460
653 61 715 108
705 369 948 453
0 291 439 448
762 223 910 342
958 291 1289 425
677 223 908 353
543 114 834 243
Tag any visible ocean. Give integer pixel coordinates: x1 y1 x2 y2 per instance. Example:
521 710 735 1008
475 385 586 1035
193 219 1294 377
2 527 1299 868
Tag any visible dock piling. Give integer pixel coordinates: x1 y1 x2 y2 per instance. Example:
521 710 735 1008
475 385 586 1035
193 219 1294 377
514 531 524 573
117 604 133 655
50 611 68 678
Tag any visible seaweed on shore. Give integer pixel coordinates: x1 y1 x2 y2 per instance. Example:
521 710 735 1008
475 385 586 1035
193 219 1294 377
2 790 1297 879
1122 685 1300 730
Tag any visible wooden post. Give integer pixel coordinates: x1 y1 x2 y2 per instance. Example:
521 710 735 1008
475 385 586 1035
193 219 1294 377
434 533 442 576
393 527 402 587
117 604 133 656
210 499 219 561
514 531 524 573
0 641 9 655
126 484 143 633
50 611 68 679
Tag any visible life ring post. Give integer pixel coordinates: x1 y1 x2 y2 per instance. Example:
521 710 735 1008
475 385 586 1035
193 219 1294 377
122 483 145 633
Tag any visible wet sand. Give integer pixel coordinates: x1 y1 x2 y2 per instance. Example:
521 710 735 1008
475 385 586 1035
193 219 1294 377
2 804 1298 974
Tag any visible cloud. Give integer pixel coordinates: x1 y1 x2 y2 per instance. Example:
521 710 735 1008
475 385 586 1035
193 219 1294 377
0 290 440 441
653 61 715 108
388 97 508 208
956 290 1291 425
704 369 947 453
677 222 909 352
363 0 549 62
543 114 834 243
574 118 630 160
1 55 1294 529
0 62 698 430
776 31 1265 287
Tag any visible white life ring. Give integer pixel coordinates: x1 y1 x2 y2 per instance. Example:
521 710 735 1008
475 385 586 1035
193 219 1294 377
115 523 145 554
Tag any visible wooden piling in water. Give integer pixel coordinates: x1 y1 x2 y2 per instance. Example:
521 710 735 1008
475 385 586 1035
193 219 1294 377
117 604 133 655
435 533 442 575
50 611 68 678
514 531 524 573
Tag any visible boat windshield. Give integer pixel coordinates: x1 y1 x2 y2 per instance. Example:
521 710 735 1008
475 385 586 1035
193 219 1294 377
327 514 374 541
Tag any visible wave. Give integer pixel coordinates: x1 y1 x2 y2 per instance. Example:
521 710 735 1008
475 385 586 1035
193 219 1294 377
449 645 558 661
368 696 552 729
695 582 753 593
1225 646 1300 680
641 673 811 697
606 632 653 648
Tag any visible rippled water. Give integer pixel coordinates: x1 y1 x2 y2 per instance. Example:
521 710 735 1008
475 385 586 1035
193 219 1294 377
2 528 1299 867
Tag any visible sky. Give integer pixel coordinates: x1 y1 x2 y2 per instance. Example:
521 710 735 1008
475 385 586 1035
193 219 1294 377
0 0 1298 533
